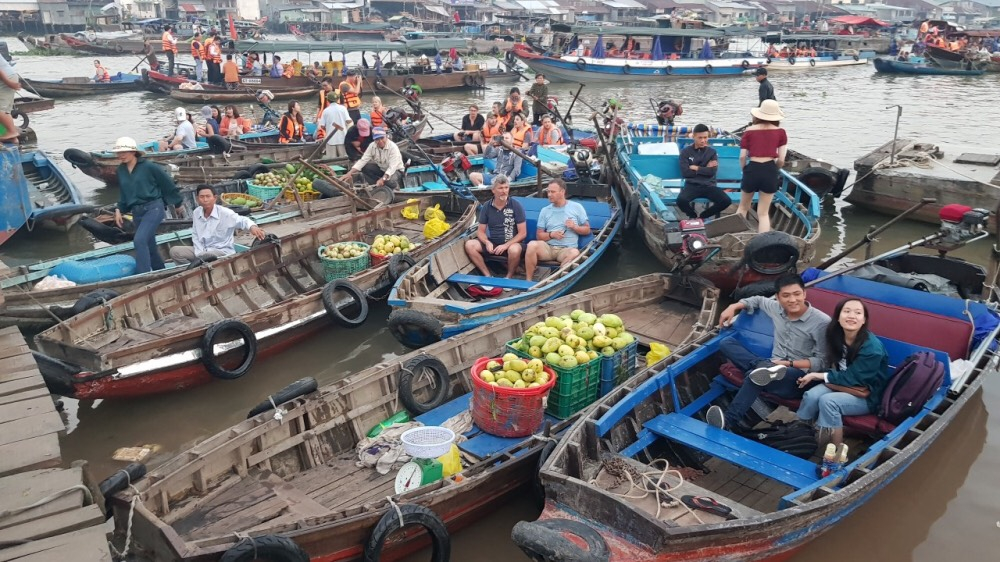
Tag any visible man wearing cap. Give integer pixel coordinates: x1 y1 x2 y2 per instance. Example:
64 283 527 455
160 107 197 151
344 118 372 161
341 126 404 188
169 185 266 265
756 67 775 106
255 90 280 127
318 89 352 158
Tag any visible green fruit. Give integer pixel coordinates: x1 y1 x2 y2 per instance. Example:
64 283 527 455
529 335 547 348
502 353 518 363
528 359 544 373
496 378 513 388
611 337 628 350
528 346 542 358
545 352 562 366
541 338 562 354
509 359 528 373
544 316 564 329
578 312 597 325
575 350 590 365
576 326 595 341
570 309 585 321
557 344 574 357
513 379 527 389
558 356 578 369
601 346 616 357
599 314 623 329
521 369 536 382
285 163 297 173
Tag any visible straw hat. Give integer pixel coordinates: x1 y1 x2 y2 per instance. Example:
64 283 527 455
751 99 785 122
111 137 145 156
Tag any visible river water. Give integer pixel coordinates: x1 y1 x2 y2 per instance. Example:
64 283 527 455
3 36 998 561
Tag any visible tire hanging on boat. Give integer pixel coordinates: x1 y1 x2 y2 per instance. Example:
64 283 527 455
321 279 369 328
474 74 486 87
511 519 610 562
534 441 556 509
388 308 443 349
374 77 387 90
624 192 639 230
853 54 860 61
115 44 123 53
741 60 750 69
246 377 318 418
463 74 476 87
576 58 587 70
63 148 96 169
788 57 796 65
809 58 816 67
491 46 500 56
387 253 416 281
664 65 673 75
201 319 258 380
397 354 451 414
219 535 309 562
704 64 713 74
732 280 777 300
364 503 450 562
98 462 146 520
622 64 632 74
742 231 800 275
10 108 28 129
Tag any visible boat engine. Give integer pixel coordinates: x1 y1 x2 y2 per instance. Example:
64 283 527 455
937 204 989 245
546 96 558 114
665 219 710 261
440 152 472 180
655 100 683 126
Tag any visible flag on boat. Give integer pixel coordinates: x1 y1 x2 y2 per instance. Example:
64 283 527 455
592 34 605 59
228 14 237 41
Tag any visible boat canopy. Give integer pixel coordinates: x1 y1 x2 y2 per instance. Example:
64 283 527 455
556 24 729 38
234 38 468 53
828 16 888 27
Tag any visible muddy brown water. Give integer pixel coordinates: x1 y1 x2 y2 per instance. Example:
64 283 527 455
3 37 999 560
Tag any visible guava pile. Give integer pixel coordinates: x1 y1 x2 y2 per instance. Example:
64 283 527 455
507 309 634 369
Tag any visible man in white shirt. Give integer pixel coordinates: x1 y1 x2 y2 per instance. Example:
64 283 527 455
340 127 405 189
318 90 352 158
160 107 197 151
169 185 267 264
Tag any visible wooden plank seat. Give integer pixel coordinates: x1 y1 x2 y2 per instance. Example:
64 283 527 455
644 413 818 490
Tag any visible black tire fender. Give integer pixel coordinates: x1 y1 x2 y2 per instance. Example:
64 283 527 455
398 354 450 415
322 279 369 328
251 233 279 248
624 192 639 230
247 377 318 418
788 56 796 65
741 59 750 69
463 74 476 87
732 280 777 300
511 519 610 562
68 288 119 318
374 78 387 90
853 54 860 61
388 308 443 349
664 65 673 75
11 108 28 129
311 179 340 198
220 535 309 562
622 64 631 74
576 58 586 70
743 231 800 275
387 253 416 282
809 58 816 67
831 167 851 198
490 45 500 56
63 148 96 169
201 320 258 380
246 163 270 177
207 134 232 154
363 503 449 562
233 170 252 180
98 462 146 520
704 64 713 74
766 57 772 64
533 441 556 509
178 68 191 78
115 44 123 53
369 185 394 206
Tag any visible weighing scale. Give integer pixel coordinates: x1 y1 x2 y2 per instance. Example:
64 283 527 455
394 457 444 493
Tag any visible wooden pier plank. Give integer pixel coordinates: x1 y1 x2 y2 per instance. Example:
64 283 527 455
0 525 112 561
0 409 64 448
0 467 88 528
0 375 47 398
0 505 104 543
0 434 62 477
0 395 56 424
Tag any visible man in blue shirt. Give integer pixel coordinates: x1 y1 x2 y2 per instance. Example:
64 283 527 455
525 178 589 282
677 123 731 220
464 175 527 279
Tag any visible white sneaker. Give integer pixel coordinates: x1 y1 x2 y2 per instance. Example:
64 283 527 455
748 364 787 387
706 405 725 430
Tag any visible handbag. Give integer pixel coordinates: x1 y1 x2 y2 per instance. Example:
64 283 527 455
826 383 871 399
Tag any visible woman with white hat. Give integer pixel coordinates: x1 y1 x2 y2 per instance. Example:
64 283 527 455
111 137 184 274
737 99 787 233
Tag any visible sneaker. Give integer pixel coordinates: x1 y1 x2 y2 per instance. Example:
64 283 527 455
748 364 787 387
706 405 725 430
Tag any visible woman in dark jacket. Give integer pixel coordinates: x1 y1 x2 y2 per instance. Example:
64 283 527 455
111 137 184 273
796 298 892 448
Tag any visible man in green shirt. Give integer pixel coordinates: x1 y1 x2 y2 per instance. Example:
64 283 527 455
525 74 549 127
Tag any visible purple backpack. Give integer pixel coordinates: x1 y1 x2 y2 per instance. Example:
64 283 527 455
879 351 946 425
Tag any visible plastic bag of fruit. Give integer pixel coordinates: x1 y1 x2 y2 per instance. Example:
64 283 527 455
402 198 420 220
423 203 446 222
424 217 451 239
646 342 671 367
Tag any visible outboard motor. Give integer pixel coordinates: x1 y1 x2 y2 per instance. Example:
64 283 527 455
571 148 592 171
935 204 989 249
665 219 709 261
655 100 683 126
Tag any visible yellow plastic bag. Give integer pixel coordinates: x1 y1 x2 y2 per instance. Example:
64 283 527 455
401 198 420 220
424 203 446 222
424 217 451 239
645 342 671 367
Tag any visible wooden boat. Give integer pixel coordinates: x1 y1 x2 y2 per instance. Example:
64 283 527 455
106 272 718 562
763 50 874 70
13 95 54 114
32 196 477 400
16 33 75 55
59 33 145 56
142 69 320 94
387 185 621 348
0 197 357 330
169 86 320 103
0 146 91 246
612 133 821 296
873 56 983 75
513 241 1000 561
20 74 144 98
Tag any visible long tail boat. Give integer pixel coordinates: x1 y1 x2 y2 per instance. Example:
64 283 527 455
20 74 144 98
169 86 320 103
105 273 717 561
32 196 477 400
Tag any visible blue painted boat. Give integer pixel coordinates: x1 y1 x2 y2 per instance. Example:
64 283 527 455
0 145 91 244
387 185 622 348
514 240 1000 560
873 56 984 75
611 133 821 295
20 73 144 98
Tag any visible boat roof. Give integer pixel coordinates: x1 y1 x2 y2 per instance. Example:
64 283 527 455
234 38 468 53
554 24 728 38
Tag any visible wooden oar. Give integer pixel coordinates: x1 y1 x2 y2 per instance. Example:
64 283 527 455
494 56 531 81
562 84 585 127
295 157 376 210
359 75 455 132
816 198 936 270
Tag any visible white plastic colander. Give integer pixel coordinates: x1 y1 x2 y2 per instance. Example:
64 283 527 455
400 426 455 459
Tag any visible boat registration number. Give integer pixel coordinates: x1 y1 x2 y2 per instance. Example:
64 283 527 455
241 78 262 85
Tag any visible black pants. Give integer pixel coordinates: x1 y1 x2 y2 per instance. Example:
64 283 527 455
207 62 221 84
348 109 361 124
165 51 175 76
677 183 732 219
360 163 403 189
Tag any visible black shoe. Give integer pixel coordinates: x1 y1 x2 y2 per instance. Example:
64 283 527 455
706 405 725 429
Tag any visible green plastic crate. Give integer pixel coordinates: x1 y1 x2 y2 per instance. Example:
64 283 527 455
318 242 370 282
505 339 603 419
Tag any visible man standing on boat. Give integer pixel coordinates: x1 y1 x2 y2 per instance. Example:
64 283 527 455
161 25 178 77
169 185 266 265
190 31 204 83
755 67 775 106
707 274 830 432
525 74 549 127
206 35 223 85
318 89 352 158
524 179 589 283
677 124 730 220
341 127 405 189
464 175 527 279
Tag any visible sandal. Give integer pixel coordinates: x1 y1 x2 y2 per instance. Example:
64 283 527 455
681 495 737 520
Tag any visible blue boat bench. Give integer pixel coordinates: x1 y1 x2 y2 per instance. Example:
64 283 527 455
446 196 613 291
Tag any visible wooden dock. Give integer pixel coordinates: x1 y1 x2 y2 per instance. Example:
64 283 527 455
0 325 112 561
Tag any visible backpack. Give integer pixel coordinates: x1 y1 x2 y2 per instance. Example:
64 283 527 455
747 420 817 459
879 351 946 425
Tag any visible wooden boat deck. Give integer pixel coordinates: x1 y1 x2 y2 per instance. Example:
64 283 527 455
616 297 708 348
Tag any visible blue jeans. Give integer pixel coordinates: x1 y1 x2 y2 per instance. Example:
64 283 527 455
195 58 204 82
131 200 165 273
719 337 806 425
797 385 871 429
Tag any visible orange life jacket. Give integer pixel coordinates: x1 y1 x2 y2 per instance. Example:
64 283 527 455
278 114 303 143
201 37 212 59
190 40 201 59
504 98 524 117
481 121 503 142
207 41 222 64
370 109 384 128
511 124 530 148
95 65 110 82
538 126 563 146
315 126 326 140
339 81 361 109
282 65 294 78
161 31 177 54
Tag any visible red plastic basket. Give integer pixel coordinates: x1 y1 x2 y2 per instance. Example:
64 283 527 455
469 357 557 437
369 250 389 266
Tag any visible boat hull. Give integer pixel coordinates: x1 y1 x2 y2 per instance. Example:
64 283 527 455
169 86 319 103
20 75 144 98
764 54 872 71
142 69 320 93
873 57 984 75
515 46 767 82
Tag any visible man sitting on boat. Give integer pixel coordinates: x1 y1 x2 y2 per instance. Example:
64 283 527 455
254 90 280 128
341 126 404 189
464 175 527 280
465 111 504 156
500 87 528 132
269 55 284 78
453 104 485 143
706 274 831 433
169 185 267 265
677 124 730 220
524 179 590 282
469 132 522 186
159 107 197 151
92 59 110 83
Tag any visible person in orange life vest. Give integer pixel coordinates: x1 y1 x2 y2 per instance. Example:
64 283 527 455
282 59 296 78
537 114 564 146
161 24 178 76
370 96 386 129
222 54 240 90
201 34 214 81
509 113 533 149
765 44 778 58
92 59 110 83
278 100 305 143
339 80 362 123
779 46 790 58
465 111 503 156
206 35 223 85
316 78 333 121
190 31 204 82
500 87 527 132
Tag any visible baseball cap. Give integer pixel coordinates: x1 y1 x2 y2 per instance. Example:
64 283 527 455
371 126 386 140
357 118 371 136
175 107 187 121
